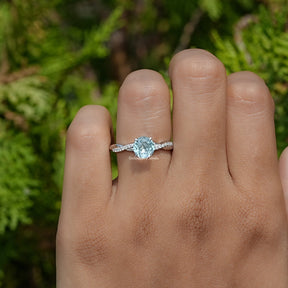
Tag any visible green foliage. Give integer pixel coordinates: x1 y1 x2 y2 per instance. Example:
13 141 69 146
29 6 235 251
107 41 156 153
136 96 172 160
0 0 288 287
42 7 124 77
0 0 124 286
0 123 37 233
200 0 222 20
0 77 51 121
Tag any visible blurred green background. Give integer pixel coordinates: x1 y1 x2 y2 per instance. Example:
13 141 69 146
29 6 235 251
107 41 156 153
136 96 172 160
0 0 288 286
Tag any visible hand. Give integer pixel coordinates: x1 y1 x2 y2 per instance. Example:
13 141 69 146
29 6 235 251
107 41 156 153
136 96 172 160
56 49 288 287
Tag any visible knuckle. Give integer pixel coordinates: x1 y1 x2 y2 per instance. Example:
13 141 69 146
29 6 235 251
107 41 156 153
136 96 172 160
122 69 164 85
75 105 110 121
228 72 274 114
57 212 110 265
237 199 283 244
119 69 169 108
67 106 110 150
74 218 109 265
175 188 212 241
170 49 225 81
129 207 155 247
67 122 104 143
73 228 109 265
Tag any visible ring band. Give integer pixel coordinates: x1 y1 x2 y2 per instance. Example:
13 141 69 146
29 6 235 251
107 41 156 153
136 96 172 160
110 136 173 159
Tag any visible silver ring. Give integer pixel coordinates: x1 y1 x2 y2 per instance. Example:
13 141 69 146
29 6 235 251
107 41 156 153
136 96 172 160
110 136 173 159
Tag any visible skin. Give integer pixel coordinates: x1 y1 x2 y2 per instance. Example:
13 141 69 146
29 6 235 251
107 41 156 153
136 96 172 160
56 49 288 287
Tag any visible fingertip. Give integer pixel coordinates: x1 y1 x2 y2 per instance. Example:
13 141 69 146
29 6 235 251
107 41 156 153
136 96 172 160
169 48 225 80
67 105 112 147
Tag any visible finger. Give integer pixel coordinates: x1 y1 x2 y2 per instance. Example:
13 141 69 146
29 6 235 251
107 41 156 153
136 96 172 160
59 105 112 229
169 49 228 173
115 69 172 198
226 72 277 188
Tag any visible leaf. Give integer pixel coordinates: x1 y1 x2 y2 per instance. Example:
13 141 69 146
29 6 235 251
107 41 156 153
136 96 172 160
200 0 223 20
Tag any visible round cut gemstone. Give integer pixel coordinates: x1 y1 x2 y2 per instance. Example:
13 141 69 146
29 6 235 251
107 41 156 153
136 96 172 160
133 136 155 159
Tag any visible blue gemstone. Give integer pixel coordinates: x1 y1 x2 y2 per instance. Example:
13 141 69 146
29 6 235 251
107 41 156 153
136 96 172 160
133 137 155 159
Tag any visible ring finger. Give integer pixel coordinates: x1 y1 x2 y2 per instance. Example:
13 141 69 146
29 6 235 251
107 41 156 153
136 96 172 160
115 69 172 201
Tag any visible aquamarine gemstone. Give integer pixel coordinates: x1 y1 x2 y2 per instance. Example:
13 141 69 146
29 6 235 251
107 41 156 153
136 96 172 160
133 136 155 159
